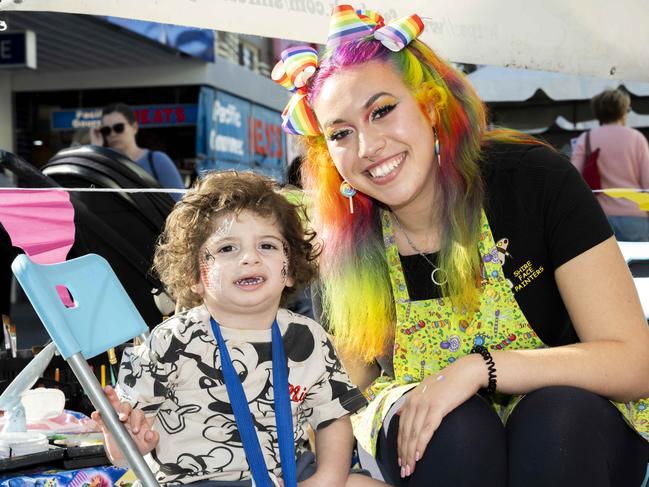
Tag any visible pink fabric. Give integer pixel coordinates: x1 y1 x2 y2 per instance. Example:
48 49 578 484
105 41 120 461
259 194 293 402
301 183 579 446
571 125 649 217
0 189 75 305
0 410 99 434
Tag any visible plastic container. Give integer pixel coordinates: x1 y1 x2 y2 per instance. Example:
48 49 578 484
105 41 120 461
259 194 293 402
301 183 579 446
0 432 49 458
21 388 65 420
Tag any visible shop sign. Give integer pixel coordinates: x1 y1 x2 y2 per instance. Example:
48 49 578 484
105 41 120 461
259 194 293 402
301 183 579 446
250 104 284 179
212 91 250 164
51 104 197 130
0 31 36 69
133 105 197 127
196 87 286 181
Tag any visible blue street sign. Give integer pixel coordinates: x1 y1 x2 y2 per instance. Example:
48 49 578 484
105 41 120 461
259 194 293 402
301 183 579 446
51 104 198 130
0 31 36 69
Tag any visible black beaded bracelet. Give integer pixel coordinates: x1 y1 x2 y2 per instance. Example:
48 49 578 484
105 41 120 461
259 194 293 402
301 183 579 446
470 345 497 395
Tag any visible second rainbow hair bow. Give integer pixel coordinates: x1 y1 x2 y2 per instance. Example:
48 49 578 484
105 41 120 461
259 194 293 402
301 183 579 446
271 46 320 136
327 5 424 52
272 4 425 136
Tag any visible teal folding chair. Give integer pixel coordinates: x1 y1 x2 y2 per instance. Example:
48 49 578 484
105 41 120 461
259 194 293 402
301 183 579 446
11 253 159 487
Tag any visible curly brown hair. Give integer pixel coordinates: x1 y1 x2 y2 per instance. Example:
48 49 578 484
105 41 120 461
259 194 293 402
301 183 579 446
153 171 320 309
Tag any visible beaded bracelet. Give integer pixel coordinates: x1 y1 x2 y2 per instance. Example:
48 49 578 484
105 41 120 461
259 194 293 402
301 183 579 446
470 345 497 394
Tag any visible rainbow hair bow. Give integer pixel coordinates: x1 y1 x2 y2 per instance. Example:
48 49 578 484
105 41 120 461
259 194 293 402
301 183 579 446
272 4 425 136
327 5 424 52
271 46 320 136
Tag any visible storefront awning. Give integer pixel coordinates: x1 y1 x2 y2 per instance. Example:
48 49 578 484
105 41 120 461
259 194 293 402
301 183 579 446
3 11 197 72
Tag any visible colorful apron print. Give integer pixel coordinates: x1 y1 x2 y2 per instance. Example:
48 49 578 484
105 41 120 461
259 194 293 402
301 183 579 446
352 210 649 456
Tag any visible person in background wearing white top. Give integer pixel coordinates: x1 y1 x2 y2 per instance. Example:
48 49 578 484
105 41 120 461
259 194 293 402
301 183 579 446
571 89 649 241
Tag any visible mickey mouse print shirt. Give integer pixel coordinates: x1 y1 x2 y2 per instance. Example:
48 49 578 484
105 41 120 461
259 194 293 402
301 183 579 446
116 305 366 485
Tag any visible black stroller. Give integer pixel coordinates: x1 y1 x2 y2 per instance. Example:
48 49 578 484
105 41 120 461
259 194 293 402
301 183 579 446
1 146 177 332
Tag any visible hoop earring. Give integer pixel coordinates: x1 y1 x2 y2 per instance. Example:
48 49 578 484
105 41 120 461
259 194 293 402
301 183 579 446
434 127 441 167
339 180 357 214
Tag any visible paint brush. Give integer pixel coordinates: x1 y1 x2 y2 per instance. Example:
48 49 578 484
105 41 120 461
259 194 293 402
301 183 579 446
107 348 118 386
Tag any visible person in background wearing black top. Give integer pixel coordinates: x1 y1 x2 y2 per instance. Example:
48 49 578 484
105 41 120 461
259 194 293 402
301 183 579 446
96 103 185 200
271 4 649 487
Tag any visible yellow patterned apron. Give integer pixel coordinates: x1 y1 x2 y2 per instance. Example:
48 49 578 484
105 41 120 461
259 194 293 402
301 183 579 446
352 209 649 456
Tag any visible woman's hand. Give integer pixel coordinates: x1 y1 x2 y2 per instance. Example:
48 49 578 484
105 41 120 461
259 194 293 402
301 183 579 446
397 354 487 477
90 127 104 146
91 385 159 461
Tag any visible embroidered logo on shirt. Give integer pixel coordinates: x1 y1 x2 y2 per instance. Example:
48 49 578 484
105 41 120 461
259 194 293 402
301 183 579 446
513 260 544 292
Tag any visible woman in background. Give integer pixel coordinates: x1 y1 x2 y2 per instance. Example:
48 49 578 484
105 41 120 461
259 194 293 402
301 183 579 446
571 88 649 241
97 102 185 198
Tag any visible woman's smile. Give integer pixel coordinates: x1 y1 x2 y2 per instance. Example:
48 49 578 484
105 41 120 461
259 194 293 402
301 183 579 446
365 152 407 180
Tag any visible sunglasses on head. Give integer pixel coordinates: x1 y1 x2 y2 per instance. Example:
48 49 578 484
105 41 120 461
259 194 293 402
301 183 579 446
99 123 126 137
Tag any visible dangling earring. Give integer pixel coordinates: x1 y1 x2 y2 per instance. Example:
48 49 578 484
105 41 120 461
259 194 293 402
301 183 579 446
434 127 441 167
339 180 357 214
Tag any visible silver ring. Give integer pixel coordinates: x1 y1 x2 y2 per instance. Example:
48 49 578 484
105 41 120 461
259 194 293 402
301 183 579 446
431 268 448 286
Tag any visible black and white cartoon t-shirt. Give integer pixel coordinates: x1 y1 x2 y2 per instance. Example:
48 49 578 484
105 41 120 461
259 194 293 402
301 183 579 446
117 305 366 485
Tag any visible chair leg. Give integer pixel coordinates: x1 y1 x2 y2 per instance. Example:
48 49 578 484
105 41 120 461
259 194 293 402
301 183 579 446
67 353 160 487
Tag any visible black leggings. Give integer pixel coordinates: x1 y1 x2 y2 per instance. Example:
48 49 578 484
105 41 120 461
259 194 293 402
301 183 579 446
375 386 649 487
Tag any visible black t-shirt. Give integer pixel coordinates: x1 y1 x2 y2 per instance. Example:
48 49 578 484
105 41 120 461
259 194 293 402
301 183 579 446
401 142 613 346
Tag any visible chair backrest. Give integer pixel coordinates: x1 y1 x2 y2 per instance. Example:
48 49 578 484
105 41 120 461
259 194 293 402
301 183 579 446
11 253 148 359
42 145 174 229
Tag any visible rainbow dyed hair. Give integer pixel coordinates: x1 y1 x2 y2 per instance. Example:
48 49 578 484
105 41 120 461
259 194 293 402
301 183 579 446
302 37 542 363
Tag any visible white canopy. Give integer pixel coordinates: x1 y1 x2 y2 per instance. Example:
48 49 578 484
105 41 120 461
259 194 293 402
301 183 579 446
2 0 649 81
468 66 649 103
555 113 649 131
465 66 649 132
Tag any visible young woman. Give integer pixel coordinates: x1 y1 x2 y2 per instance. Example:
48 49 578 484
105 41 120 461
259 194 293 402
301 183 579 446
98 103 185 198
272 5 649 486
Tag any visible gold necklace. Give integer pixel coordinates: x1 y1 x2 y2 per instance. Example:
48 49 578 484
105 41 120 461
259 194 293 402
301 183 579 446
392 214 448 286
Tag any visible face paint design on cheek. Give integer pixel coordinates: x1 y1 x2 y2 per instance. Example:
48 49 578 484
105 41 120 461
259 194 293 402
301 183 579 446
200 258 224 295
198 216 236 295
199 247 224 295
281 242 290 283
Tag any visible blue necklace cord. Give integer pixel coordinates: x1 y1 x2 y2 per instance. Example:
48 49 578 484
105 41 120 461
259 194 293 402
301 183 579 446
210 318 297 487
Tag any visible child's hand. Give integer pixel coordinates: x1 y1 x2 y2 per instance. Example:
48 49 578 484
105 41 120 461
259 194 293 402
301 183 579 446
91 385 159 460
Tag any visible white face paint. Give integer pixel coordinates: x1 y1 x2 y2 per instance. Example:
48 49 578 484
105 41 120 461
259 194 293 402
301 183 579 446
199 216 236 295
194 211 295 318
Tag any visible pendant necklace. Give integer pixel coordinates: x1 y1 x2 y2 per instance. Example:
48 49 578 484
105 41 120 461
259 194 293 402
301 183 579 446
392 214 448 286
